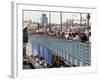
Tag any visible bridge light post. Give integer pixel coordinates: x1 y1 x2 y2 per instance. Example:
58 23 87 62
86 13 90 37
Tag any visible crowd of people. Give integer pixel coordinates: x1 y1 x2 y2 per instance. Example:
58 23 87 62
63 32 91 44
42 30 91 44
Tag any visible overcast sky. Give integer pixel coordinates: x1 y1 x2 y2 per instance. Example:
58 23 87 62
23 10 88 24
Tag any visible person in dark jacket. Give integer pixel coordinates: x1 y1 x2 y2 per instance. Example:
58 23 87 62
81 33 88 43
23 27 28 58
23 27 28 43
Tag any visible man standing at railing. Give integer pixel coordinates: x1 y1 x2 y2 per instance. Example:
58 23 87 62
23 27 29 57
89 32 91 44
73 33 80 41
81 33 88 43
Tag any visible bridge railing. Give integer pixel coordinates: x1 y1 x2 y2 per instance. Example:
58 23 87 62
29 35 91 67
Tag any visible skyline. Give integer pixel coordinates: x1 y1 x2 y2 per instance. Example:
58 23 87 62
24 10 89 24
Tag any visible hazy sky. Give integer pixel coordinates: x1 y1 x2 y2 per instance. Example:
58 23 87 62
24 10 88 24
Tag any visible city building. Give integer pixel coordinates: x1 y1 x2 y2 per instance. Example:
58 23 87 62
41 14 48 28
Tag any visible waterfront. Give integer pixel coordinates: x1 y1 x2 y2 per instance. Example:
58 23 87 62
23 10 91 69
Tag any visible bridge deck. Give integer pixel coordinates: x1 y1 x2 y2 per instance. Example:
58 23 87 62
29 34 91 67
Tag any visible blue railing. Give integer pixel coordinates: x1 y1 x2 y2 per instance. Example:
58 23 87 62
29 34 91 67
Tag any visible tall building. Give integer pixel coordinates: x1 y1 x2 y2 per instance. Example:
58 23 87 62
41 14 48 27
